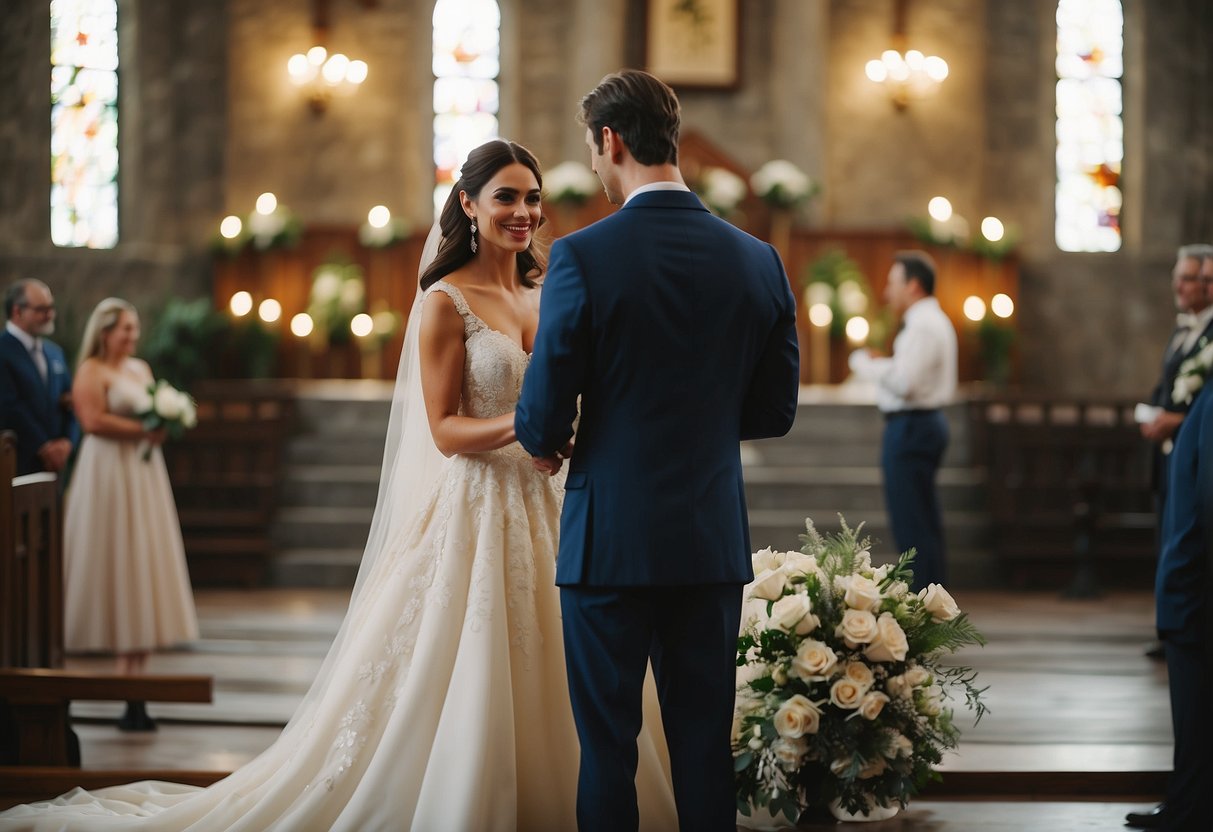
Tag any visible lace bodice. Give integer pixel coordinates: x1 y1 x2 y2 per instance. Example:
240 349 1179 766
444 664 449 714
426 280 531 421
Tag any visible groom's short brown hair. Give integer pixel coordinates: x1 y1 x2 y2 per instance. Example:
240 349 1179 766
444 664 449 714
579 69 680 166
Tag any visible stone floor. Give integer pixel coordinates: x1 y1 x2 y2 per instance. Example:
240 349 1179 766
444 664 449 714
55 587 1170 829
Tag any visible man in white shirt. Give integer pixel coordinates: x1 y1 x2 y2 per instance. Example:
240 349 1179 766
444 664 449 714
849 251 957 590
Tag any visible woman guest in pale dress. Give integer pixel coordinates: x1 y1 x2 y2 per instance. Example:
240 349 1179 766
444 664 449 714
65 298 199 731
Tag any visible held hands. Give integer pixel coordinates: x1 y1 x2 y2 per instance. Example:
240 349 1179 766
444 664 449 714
36 438 72 472
145 427 169 447
530 440 574 477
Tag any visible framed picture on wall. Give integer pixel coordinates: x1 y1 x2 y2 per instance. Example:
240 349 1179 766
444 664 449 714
644 0 741 90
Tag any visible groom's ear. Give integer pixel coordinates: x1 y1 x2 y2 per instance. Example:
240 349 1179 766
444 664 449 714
601 127 627 164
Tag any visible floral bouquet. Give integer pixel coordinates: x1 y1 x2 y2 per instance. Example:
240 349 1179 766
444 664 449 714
1173 337 1213 406
750 160 817 211
136 379 198 461
696 166 748 219
544 161 600 207
734 517 986 825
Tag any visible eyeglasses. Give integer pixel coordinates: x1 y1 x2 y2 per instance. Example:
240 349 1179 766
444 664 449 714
19 303 55 314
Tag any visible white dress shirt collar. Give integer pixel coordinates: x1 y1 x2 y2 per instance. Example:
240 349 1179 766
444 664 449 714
6 320 37 352
623 180 691 205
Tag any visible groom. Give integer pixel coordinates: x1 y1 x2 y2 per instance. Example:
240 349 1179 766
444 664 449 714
516 69 800 832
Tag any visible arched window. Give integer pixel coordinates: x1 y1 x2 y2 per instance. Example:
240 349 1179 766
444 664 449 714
51 0 119 249
1055 0 1123 252
432 0 501 218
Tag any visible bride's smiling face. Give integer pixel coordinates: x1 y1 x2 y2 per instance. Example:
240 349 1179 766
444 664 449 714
462 163 542 255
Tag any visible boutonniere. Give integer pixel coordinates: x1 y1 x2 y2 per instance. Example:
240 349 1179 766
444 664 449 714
1173 340 1213 406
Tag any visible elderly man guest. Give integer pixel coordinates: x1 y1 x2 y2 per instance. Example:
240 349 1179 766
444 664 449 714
0 279 76 475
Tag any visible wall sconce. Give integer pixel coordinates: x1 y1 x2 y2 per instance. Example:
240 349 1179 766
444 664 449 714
865 0 948 110
287 0 372 115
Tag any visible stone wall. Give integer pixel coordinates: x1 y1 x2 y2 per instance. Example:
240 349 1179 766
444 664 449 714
3 0 1213 394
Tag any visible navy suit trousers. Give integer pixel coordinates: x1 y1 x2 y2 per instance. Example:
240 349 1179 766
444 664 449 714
881 410 949 591
559 584 742 832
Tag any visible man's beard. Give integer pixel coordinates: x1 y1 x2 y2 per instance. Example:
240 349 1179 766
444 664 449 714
34 320 55 336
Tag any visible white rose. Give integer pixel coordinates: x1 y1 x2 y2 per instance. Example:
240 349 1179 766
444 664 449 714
749 567 787 601
179 396 198 429
769 593 818 635
836 608 879 647
918 583 961 622
843 662 875 690
772 665 788 686
842 574 883 611
791 639 838 681
740 597 770 630
153 383 184 419
829 677 866 709
904 665 931 688
781 551 821 578
773 694 822 738
885 730 913 759
131 385 154 414
885 674 910 699
872 564 890 582
858 691 890 720
752 547 785 574
772 736 809 770
886 580 910 601
918 684 944 717
863 613 909 663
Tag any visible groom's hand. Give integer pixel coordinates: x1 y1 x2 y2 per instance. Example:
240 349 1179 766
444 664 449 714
532 454 563 476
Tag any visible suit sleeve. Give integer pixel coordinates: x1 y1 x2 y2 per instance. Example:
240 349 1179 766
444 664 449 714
739 246 800 441
0 354 52 450
515 238 591 457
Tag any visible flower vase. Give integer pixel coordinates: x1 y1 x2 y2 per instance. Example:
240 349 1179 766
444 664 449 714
737 803 793 831
828 797 901 823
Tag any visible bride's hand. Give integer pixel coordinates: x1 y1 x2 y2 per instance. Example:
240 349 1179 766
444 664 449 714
531 454 563 476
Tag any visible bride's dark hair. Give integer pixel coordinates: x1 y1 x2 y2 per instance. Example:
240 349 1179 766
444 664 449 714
419 139 547 291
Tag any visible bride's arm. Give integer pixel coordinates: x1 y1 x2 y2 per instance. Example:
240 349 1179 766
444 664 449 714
419 291 516 457
72 360 156 441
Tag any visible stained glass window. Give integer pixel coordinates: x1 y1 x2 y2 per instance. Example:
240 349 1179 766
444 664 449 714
1056 0 1123 252
50 0 119 249
433 0 500 217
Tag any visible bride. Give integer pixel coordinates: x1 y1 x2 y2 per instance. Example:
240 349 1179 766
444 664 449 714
0 139 677 831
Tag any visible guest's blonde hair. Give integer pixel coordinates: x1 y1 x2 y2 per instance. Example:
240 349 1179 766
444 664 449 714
77 297 138 369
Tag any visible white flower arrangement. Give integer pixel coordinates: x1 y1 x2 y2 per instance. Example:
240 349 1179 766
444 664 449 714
734 517 986 825
750 160 817 211
697 166 749 218
307 262 367 345
1173 338 1213 406
544 161 600 206
137 379 197 461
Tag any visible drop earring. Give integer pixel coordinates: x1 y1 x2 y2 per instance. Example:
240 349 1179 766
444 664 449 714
469 219 478 254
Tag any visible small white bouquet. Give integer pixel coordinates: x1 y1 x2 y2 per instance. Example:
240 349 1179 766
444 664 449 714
544 161 600 206
750 160 817 211
1173 338 1213 406
734 517 986 825
698 166 748 218
136 379 198 461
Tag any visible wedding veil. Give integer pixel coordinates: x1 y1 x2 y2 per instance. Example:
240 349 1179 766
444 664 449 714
278 223 448 730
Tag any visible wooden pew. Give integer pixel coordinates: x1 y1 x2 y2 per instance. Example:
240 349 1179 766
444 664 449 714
163 381 296 587
972 397 1155 591
1 432 212 769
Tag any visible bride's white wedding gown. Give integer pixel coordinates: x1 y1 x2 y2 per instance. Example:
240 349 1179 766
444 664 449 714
0 281 678 831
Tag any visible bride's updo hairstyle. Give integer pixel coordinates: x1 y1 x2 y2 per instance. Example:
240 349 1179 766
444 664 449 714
77 297 138 369
419 139 546 291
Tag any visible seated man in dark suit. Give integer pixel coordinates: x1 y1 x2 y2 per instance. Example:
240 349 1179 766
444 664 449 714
1 279 76 476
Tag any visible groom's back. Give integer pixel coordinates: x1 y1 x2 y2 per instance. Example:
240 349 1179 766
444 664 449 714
554 190 798 585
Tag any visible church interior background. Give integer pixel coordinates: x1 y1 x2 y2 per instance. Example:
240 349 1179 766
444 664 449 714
2 0 1211 824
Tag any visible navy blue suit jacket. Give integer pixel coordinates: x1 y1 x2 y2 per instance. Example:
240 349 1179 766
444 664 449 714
515 190 800 587
1156 382 1213 641
0 330 77 475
